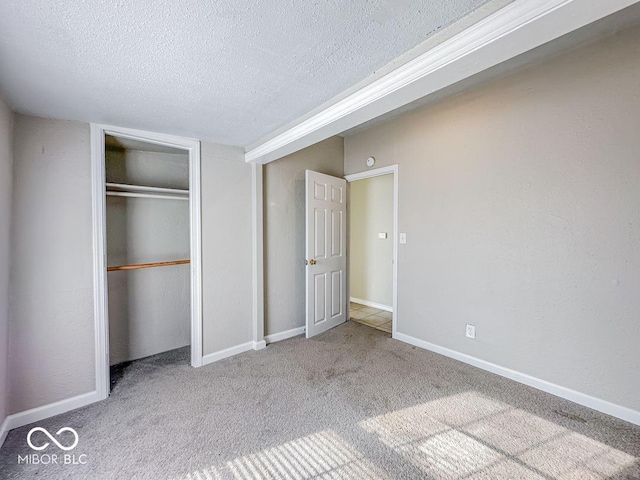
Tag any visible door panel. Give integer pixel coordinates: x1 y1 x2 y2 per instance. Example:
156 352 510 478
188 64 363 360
331 270 342 317
314 209 326 258
331 210 342 257
314 273 326 324
306 170 347 338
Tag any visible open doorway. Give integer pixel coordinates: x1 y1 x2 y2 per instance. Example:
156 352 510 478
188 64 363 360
91 125 202 401
346 165 398 337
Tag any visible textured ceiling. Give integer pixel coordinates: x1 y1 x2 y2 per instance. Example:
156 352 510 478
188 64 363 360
0 0 490 147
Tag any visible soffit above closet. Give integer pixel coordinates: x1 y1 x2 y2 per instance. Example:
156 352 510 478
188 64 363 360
0 0 501 147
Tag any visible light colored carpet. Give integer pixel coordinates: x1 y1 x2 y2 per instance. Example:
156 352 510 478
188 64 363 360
1 321 639 479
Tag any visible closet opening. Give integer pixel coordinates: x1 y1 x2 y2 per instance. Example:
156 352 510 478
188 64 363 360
91 125 202 400
106 135 192 388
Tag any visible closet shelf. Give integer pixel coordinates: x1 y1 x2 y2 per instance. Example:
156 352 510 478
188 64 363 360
106 183 189 201
107 259 190 272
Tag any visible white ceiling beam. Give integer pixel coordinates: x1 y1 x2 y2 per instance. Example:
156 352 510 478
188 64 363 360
245 0 639 164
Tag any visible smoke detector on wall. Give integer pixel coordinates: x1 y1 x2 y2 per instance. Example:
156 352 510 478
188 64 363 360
366 156 376 167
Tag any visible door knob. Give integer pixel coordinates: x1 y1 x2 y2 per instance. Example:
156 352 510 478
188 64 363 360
309 259 317 265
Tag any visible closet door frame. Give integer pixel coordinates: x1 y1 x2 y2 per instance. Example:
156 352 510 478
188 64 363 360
91 123 203 400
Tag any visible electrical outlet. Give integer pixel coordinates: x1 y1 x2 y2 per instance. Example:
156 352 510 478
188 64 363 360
399 233 407 244
466 324 476 339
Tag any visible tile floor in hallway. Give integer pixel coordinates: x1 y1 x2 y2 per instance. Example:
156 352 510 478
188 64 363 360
350 302 392 333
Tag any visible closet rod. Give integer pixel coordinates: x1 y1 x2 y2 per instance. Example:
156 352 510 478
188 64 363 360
107 259 190 272
106 182 189 195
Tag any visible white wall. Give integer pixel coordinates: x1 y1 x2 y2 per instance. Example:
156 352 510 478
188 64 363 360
106 148 191 365
9 115 95 413
344 24 640 412
349 175 393 307
264 137 344 337
0 95 13 427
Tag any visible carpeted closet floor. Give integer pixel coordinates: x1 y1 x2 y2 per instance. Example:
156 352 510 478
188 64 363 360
1 321 639 479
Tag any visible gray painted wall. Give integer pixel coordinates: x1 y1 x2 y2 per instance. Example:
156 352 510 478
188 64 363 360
264 137 344 337
7 118 255 413
0 95 13 425
9 115 95 413
344 25 640 412
201 142 254 354
349 175 393 307
106 148 190 365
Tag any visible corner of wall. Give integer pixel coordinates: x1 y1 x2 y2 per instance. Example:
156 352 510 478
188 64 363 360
0 94 15 447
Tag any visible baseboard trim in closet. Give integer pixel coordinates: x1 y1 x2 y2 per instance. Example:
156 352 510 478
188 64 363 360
201 341 255 366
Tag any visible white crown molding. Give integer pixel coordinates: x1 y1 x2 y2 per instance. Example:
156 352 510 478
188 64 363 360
245 0 639 164
395 332 640 426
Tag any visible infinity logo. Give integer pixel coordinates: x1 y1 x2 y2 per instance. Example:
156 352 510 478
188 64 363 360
27 427 79 451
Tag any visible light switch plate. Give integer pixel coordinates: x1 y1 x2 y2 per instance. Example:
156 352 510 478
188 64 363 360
378 232 387 239
399 233 407 244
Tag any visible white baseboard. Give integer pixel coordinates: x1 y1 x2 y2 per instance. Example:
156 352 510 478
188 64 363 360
394 332 640 426
1 339 264 448
0 390 102 449
350 297 393 313
1 341 264 448
0 416 9 449
265 326 305 344
202 341 255 366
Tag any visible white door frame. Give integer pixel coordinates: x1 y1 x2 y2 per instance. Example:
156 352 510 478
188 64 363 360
90 123 203 401
344 165 399 338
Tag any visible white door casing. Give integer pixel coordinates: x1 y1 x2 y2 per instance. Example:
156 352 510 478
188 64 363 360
305 170 347 338
91 123 202 401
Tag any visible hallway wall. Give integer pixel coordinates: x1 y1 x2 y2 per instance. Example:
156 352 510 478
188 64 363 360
349 175 393 308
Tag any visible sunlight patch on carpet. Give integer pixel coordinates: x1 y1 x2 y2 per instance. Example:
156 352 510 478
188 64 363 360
360 391 636 479
177 430 388 480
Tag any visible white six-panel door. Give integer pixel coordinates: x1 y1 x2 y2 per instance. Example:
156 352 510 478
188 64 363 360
305 170 347 338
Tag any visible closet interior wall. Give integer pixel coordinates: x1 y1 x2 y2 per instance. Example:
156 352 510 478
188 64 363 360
105 136 191 365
